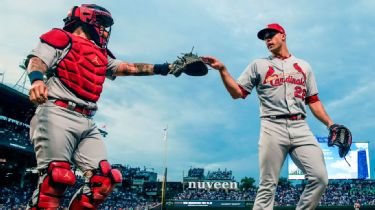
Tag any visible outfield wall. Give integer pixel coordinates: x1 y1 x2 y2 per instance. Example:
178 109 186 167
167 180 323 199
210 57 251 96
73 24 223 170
166 205 374 210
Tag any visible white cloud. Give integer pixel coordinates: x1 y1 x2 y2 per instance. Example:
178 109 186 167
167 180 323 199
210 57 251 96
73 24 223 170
324 81 375 132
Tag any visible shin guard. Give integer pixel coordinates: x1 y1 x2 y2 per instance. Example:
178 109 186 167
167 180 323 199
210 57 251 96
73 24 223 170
27 161 76 209
68 160 122 210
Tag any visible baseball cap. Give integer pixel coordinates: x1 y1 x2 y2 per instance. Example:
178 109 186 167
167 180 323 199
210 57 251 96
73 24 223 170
257 23 286 40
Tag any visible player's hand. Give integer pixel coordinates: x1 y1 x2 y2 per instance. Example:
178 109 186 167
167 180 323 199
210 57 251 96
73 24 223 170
29 80 48 105
201 56 226 71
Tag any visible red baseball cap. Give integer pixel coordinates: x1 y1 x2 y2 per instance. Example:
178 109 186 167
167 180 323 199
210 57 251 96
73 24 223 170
257 23 286 40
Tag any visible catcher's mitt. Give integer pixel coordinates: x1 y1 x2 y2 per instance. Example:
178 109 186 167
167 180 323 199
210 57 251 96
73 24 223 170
169 51 208 77
328 124 352 159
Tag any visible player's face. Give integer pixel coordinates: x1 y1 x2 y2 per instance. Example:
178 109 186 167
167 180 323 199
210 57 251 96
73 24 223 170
99 25 110 39
265 32 284 53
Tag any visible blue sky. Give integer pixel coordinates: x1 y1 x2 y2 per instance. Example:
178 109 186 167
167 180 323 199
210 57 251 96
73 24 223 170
1 0 374 183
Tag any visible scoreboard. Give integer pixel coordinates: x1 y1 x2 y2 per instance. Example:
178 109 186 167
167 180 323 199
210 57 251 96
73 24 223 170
288 137 370 180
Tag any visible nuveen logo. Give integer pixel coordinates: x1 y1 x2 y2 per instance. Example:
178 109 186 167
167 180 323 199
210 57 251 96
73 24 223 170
188 181 238 190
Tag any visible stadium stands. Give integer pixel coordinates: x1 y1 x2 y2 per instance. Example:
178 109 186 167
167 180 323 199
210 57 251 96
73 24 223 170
172 179 375 207
206 168 235 181
0 115 35 179
184 168 234 181
0 117 32 149
1 179 374 209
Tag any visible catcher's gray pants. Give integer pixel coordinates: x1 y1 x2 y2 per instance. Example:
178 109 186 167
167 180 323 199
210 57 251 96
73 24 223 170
253 118 328 210
30 100 107 172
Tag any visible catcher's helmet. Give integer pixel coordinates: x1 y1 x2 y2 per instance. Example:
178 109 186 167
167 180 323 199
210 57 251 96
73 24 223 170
63 4 114 48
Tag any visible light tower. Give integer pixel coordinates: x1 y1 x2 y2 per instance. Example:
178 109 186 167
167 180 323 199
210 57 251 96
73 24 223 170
161 126 168 210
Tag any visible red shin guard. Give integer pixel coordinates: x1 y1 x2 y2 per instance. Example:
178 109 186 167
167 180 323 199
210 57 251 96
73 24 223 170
69 160 122 210
33 161 76 209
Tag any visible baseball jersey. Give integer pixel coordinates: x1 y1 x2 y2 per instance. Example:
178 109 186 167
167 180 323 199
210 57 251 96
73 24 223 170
27 40 122 110
237 55 318 117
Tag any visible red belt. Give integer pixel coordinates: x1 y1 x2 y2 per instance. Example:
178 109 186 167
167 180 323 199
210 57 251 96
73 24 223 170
54 100 96 117
265 114 305 120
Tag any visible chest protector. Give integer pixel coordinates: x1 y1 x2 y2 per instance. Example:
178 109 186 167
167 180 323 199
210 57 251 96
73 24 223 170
40 28 108 102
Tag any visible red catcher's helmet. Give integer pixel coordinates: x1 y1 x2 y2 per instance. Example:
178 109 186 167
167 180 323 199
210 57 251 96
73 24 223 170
63 4 114 48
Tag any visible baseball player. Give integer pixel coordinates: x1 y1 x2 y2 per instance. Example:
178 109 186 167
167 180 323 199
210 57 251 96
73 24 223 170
24 4 173 210
354 201 361 210
202 23 334 210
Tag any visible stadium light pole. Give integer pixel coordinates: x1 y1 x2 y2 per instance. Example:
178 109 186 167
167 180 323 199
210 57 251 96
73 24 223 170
0 72 4 84
161 125 168 210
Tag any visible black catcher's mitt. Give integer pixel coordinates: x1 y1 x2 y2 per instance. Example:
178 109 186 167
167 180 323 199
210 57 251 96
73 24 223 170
328 124 352 159
170 51 208 77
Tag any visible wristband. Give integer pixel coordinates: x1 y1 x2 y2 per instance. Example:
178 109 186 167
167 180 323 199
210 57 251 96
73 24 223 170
28 71 44 84
153 63 170 76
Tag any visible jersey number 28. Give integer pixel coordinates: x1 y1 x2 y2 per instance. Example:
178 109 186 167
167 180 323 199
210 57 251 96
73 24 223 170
294 86 306 100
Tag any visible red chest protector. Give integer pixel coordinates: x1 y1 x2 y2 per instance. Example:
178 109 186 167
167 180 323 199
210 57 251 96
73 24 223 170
40 28 109 102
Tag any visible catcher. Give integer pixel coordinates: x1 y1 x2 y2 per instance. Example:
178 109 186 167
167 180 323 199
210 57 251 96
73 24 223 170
24 4 206 210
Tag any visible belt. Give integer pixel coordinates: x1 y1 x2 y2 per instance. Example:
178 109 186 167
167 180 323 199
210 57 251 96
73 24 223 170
54 100 96 117
264 114 305 120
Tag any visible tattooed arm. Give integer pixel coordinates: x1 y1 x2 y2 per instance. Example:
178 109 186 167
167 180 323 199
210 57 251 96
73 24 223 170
27 56 49 104
113 62 171 76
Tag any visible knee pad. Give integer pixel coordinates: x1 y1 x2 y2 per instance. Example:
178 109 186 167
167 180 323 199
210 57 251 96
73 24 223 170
31 161 76 209
69 160 122 210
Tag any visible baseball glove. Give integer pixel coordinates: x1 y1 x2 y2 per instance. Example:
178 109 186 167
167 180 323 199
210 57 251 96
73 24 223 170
328 124 352 159
169 51 208 77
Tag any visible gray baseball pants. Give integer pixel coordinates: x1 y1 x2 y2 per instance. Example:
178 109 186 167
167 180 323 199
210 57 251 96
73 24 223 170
29 100 107 172
253 118 328 210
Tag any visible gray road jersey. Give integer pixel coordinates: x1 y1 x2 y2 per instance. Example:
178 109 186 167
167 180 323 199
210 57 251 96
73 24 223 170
27 41 122 109
237 55 318 118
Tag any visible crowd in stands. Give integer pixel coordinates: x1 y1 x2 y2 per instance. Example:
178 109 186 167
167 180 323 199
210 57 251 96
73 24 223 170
0 117 32 149
1 179 374 209
206 168 234 181
1 168 375 209
115 165 144 179
174 188 258 201
319 180 375 206
0 184 30 210
112 165 157 190
173 179 375 206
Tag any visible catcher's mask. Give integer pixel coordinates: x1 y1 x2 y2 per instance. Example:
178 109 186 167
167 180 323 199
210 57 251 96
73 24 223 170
63 4 114 48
